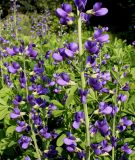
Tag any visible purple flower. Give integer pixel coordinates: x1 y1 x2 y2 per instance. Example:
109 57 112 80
110 137 118 147
56 3 74 25
31 110 42 126
86 56 96 67
73 111 85 129
43 146 58 158
81 12 91 22
117 94 127 102
16 120 28 132
13 95 22 106
99 102 112 115
35 98 46 108
10 108 21 119
121 143 133 154
55 72 70 86
79 89 89 104
100 72 111 81
88 77 102 91
90 119 110 137
52 52 63 62
18 136 31 149
94 27 109 43
8 62 20 74
74 0 87 11
122 83 130 91
25 44 38 59
24 156 31 160
117 117 133 132
48 103 57 116
77 150 86 160
34 61 44 75
91 140 112 155
85 40 100 55
3 75 13 87
66 42 79 52
6 46 19 56
30 84 48 95
92 2 108 16
45 50 52 59
19 71 26 88
63 133 77 152
39 127 51 139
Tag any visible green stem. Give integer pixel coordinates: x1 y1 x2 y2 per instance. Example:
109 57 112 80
23 56 28 99
30 122 41 160
23 55 41 159
112 84 118 160
77 10 83 56
13 0 17 39
1 57 4 87
77 10 90 160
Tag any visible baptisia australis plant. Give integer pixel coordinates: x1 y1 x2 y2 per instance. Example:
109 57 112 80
1 0 132 160
55 1 133 160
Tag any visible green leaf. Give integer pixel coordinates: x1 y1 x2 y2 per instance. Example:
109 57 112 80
51 100 64 109
52 110 65 117
6 126 16 137
124 138 134 143
0 108 8 120
56 134 66 147
0 98 7 106
65 85 77 107
56 147 63 154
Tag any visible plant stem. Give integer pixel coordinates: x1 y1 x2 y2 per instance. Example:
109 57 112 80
30 122 41 160
112 84 118 160
77 10 83 56
13 0 17 39
77 10 90 160
23 55 28 99
0 57 4 87
23 55 41 159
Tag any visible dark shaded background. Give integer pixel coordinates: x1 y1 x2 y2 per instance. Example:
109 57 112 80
0 0 135 43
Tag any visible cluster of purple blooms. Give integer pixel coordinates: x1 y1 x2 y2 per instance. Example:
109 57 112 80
0 0 134 160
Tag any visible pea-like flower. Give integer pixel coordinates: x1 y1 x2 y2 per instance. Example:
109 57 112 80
24 156 31 160
117 94 127 102
16 120 28 132
55 72 71 86
18 136 31 149
91 140 112 155
74 0 87 11
86 56 96 67
73 111 85 129
56 3 74 25
79 89 89 104
85 41 100 55
88 77 102 91
90 119 110 137
25 44 38 59
117 117 132 132
6 46 19 56
87 2 108 17
10 107 21 119
53 43 78 62
7 62 20 74
121 143 133 154
94 27 109 43
13 95 23 106
34 60 44 75
63 133 77 152
43 146 58 159
19 71 26 88
39 127 51 139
